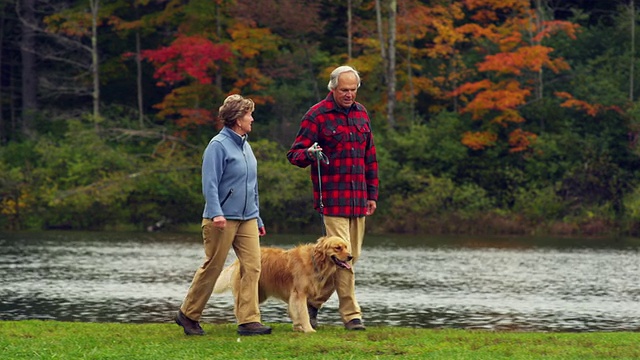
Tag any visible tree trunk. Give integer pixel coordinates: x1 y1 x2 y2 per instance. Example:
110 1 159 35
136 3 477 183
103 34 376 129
631 0 635 101
534 0 544 101
90 0 100 128
215 3 222 91
532 0 545 131
136 31 144 128
375 0 387 69
375 0 390 126
347 0 352 61
0 4 5 143
20 0 37 137
386 0 396 128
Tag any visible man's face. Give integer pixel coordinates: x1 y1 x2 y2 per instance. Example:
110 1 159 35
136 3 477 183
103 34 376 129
332 72 359 109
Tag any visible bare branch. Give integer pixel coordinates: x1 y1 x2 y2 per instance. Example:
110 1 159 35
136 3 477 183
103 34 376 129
100 128 201 150
53 166 200 201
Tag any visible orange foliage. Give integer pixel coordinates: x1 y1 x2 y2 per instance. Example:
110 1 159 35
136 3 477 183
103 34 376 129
555 91 601 116
533 20 579 42
555 92 624 117
454 79 493 96
461 131 498 150
508 129 538 153
479 46 560 75
451 0 577 152
457 80 530 122
153 83 217 133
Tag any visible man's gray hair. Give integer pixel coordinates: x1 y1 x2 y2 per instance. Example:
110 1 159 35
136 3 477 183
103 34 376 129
327 66 361 91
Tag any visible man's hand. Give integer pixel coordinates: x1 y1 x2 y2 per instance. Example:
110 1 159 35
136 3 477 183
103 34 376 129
366 200 377 216
259 226 267 236
307 142 323 158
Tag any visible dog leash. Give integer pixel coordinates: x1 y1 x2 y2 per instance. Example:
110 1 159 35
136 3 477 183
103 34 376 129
310 142 329 236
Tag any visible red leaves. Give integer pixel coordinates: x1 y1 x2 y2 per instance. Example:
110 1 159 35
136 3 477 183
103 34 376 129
140 35 232 86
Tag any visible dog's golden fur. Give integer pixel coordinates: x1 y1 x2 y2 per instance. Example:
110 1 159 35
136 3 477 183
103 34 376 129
213 235 352 333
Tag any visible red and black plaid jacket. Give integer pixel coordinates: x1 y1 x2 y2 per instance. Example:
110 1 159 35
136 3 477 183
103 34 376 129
287 92 379 217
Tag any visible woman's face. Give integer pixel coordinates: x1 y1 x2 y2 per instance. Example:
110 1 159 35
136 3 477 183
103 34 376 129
236 111 254 135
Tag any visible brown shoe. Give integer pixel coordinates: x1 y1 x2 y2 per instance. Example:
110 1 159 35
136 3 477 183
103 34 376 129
175 310 205 335
307 305 318 329
345 318 366 331
237 322 272 336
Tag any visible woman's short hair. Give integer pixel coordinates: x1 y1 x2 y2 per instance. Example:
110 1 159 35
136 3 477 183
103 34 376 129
327 66 361 91
218 94 255 127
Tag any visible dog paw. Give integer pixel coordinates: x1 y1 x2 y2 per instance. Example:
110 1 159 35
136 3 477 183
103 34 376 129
293 325 316 333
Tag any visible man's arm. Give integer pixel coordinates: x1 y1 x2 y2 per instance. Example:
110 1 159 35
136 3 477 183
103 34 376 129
287 115 320 168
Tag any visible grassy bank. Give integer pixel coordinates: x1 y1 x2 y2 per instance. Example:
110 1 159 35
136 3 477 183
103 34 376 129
1 321 639 359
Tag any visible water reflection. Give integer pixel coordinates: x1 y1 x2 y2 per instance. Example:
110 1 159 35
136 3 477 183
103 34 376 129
1 232 639 332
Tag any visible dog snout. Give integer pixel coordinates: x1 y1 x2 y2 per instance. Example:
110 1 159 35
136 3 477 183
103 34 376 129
347 255 353 261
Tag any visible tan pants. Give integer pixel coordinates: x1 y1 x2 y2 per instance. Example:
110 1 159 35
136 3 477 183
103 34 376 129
310 215 365 323
180 218 262 325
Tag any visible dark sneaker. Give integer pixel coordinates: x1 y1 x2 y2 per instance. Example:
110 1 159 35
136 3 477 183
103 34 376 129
307 304 318 329
175 310 205 335
237 322 272 336
345 318 366 331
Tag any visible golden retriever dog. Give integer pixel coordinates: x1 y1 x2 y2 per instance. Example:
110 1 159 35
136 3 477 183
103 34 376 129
213 235 352 333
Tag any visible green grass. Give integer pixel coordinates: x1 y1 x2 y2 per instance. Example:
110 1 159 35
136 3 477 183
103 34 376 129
1 321 639 359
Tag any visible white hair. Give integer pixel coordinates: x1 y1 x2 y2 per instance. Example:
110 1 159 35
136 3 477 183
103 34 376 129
327 66 361 91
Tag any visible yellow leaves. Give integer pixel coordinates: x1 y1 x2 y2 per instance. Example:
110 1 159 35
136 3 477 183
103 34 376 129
228 23 279 59
1 192 29 216
44 12 94 37
399 1 465 58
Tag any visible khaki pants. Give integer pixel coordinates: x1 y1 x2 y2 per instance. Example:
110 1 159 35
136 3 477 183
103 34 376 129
310 215 365 323
180 218 262 325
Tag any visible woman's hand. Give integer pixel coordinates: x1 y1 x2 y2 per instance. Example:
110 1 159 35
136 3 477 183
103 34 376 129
213 215 226 229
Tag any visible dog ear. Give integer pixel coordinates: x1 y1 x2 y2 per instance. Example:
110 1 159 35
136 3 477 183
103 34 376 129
315 237 328 263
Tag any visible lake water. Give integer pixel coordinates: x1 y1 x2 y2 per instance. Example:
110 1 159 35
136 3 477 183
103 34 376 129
1 231 639 332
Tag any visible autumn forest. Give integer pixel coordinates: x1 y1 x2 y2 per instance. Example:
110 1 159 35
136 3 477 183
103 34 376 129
1 0 639 236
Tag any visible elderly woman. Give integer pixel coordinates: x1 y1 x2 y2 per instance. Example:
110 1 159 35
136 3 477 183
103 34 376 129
176 94 271 336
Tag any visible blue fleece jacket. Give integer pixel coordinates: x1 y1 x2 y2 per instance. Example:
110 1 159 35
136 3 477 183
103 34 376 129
201 127 263 228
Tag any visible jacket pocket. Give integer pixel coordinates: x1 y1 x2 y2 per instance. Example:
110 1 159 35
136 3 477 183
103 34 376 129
220 189 234 207
322 123 347 148
355 121 371 144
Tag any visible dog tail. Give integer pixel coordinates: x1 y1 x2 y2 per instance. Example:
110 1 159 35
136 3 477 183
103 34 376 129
213 261 237 294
